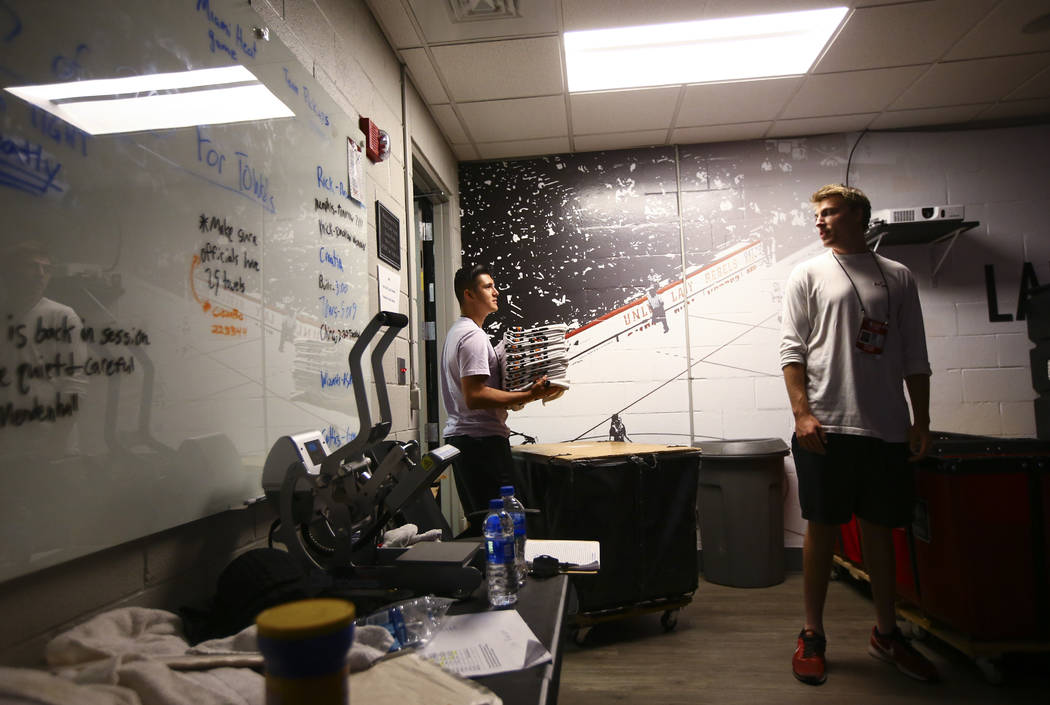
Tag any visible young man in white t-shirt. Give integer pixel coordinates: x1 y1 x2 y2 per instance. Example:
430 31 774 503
780 185 937 685
440 264 557 534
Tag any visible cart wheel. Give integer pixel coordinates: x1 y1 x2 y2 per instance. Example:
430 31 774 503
660 609 679 632
829 565 842 581
908 623 928 641
976 656 1003 685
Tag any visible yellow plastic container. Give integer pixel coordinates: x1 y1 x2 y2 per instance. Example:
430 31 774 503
256 598 356 705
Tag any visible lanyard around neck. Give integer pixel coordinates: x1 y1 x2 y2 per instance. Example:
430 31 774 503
832 251 890 321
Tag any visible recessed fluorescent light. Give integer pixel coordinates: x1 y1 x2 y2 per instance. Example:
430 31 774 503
5 65 295 135
564 6 849 92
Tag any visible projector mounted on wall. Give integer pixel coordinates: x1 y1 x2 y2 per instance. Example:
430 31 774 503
871 204 965 226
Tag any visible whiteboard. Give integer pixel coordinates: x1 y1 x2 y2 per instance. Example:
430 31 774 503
0 0 370 581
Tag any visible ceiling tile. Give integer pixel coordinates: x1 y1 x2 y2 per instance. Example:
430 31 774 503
815 1 997 73
476 137 572 160
405 0 559 43
978 98 1050 121
458 96 568 142
364 0 422 49
891 54 1050 110
672 122 773 144
574 130 668 152
677 78 802 126
401 48 449 105
767 113 876 138
431 37 564 102
869 104 989 130
562 0 709 31
946 0 1050 60
781 66 926 119
452 143 480 161
429 104 469 144
1006 66 1050 101
570 87 680 134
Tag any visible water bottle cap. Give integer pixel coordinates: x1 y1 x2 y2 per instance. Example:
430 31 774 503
499 485 514 495
489 498 503 509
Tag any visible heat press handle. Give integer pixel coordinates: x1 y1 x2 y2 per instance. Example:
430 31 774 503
323 311 409 474
376 311 408 328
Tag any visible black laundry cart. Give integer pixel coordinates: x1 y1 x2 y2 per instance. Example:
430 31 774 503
513 441 700 641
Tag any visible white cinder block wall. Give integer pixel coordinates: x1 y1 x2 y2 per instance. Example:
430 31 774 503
0 0 459 666
857 127 1050 438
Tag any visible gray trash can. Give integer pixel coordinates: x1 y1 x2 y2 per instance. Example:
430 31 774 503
695 438 789 588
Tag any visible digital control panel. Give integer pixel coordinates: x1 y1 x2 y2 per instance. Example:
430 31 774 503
289 430 331 475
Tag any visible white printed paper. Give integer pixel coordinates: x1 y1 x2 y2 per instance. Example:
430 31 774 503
348 137 364 203
378 264 400 313
419 610 551 678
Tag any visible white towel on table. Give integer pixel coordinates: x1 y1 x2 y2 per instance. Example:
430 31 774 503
0 606 395 705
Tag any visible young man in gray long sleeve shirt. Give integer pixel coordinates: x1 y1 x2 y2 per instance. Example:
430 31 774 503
780 184 937 685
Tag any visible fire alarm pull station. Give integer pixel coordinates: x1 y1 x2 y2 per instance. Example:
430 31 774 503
360 116 382 163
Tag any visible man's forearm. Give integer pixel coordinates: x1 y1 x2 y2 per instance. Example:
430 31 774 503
782 362 813 419
464 384 535 410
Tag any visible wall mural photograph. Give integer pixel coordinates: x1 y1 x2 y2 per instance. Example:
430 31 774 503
459 135 852 449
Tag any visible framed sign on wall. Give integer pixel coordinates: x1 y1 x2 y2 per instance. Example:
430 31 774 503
376 200 401 270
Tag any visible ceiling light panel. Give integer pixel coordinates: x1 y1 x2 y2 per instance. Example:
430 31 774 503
564 6 849 92
6 66 294 135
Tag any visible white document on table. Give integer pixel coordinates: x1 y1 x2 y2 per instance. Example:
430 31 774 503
418 610 551 678
524 539 600 571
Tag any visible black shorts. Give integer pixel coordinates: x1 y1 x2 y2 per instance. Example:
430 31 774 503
444 434 516 524
792 432 915 527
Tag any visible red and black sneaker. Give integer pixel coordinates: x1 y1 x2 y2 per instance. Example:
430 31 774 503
792 628 827 685
869 626 939 682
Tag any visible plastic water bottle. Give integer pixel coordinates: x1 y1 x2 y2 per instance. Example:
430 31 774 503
483 498 518 607
500 485 527 586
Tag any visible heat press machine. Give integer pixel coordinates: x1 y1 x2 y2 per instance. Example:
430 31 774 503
262 311 482 598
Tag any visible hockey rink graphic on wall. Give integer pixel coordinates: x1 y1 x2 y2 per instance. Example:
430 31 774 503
567 240 766 361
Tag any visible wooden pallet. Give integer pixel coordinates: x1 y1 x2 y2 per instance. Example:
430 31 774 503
831 555 1050 683
831 554 871 582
